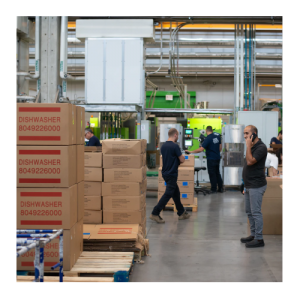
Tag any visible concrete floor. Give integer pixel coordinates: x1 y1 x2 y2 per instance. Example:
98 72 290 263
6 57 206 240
131 189 282 282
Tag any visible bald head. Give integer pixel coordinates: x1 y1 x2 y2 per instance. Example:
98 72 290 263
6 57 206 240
244 125 258 141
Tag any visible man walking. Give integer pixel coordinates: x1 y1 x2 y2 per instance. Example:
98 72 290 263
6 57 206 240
241 125 268 248
185 126 223 193
150 128 190 223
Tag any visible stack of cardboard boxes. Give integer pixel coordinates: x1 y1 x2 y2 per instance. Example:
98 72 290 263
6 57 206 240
16 103 85 271
158 155 195 205
102 139 147 236
83 148 103 224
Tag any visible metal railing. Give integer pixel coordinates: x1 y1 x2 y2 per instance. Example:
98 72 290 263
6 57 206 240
17 229 63 282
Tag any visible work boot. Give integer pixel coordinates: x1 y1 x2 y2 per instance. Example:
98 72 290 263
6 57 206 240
240 235 254 243
150 214 165 223
178 211 190 220
245 239 265 248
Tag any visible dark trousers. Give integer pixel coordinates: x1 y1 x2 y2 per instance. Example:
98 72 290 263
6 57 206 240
152 175 185 216
207 159 223 192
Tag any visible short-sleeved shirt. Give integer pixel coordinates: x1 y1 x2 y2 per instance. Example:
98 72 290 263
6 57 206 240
201 132 221 160
270 137 282 145
161 141 182 178
242 139 267 188
265 153 278 170
88 135 102 146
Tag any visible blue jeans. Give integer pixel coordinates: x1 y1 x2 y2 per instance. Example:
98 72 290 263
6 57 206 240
152 175 185 216
245 185 267 240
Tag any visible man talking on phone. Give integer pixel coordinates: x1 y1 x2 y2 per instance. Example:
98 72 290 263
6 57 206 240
240 125 268 248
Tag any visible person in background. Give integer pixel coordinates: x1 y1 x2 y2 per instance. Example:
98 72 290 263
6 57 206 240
241 125 267 248
270 130 282 145
85 129 102 146
150 128 190 223
185 126 223 194
265 148 283 176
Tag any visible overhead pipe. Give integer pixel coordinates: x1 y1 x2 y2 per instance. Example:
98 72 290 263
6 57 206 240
147 22 163 76
17 16 40 81
240 24 244 111
60 17 84 99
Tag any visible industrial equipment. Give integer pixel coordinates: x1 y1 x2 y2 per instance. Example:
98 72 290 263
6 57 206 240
159 124 183 150
222 124 245 186
183 128 193 149
237 111 279 149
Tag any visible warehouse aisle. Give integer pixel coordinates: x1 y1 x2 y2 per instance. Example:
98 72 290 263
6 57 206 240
131 191 282 282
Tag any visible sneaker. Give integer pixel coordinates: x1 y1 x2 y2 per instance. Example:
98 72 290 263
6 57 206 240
178 211 190 220
245 239 265 248
240 235 254 243
150 214 165 223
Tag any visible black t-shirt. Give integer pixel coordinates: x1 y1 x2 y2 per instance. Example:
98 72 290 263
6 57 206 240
242 139 267 188
161 141 182 178
201 132 221 160
88 135 101 146
270 137 282 145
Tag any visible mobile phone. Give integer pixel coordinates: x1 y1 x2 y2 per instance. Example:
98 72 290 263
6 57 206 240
251 133 257 142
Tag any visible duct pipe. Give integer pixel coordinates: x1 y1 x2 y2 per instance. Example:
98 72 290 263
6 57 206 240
147 23 163 76
236 25 240 111
240 25 244 111
17 96 36 100
17 16 40 81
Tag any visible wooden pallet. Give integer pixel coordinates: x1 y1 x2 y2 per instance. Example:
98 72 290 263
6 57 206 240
16 276 114 282
165 197 198 212
64 252 134 278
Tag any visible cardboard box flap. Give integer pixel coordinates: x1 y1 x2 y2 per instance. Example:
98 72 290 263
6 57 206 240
83 224 140 241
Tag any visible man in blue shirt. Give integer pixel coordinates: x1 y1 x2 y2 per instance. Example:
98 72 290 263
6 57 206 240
185 126 223 194
270 130 282 145
85 129 102 146
150 128 190 223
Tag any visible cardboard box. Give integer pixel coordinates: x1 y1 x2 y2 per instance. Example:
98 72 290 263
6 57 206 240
83 224 140 241
84 146 102 152
17 185 77 230
84 152 103 168
160 154 195 167
76 106 85 145
77 145 84 183
103 206 146 224
104 166 146 183
77 181 84 222
84 182 102 196
17 103 76 145
84 196 101 210
103 193 145 210
158 180 194 193
264 177 282 198
158 192 195 205
103 153 146 169
17 145 77 188
84 167 103 182
158 167 194 181
84 210 102 224
102 180 147 196
102 139 147 155
17 219 82 271
262 197 282 234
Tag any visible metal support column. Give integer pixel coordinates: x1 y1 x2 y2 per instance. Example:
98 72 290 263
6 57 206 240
40 17 61 103
137 112 141 139
184 84 187 119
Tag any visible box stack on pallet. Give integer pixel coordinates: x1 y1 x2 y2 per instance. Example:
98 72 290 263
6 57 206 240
102 139 147 237
83 147 103 224
16 103 85 271
158 155 197 212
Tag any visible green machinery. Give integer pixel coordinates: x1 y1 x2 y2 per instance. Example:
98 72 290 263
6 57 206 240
88 113 129 141
186 118 223 151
